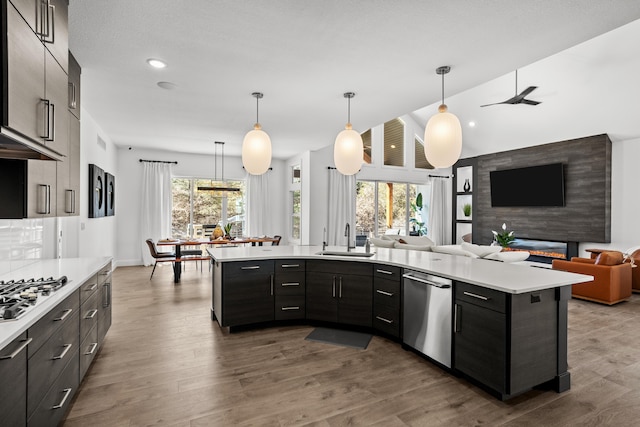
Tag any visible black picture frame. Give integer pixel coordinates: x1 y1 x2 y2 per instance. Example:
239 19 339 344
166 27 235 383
89 164 105 218
106 172 115 216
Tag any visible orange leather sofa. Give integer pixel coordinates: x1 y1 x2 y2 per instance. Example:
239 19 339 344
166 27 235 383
552 255 632 305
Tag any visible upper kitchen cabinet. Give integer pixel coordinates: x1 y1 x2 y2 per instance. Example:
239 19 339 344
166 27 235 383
68 51 80 119
1 0 68 160
9 0 68 72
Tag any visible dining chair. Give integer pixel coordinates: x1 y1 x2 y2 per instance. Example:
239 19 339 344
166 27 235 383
145 239 176 280
272 235 282 246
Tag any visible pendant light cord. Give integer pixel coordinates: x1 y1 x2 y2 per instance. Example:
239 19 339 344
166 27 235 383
347 96 351 123
441 71 445 105
256 96 259 124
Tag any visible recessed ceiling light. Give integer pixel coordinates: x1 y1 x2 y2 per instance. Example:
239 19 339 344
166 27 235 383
390 144 396 149
157 81 177 90
468 121 476 127
147 58 167 69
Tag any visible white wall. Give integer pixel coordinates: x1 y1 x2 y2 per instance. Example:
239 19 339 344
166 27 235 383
115 146 286 266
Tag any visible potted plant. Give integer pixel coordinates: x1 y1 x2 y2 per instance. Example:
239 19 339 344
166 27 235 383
462 203 472 217
492 223 515 247
223 223 233 240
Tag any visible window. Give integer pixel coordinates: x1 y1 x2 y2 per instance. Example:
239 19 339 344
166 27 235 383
291 190 301 240
414 136 434 169
384 118 405 167
362 129 372 164
356 180 430 237
171 178 245 238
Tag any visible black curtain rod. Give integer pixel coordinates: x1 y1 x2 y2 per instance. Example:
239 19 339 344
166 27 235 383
429 174 452 178
139 159 178 164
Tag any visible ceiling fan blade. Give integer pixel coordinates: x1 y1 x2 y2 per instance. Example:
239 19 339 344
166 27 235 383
520 99 541 105
480 101 509 107
517 86 538 98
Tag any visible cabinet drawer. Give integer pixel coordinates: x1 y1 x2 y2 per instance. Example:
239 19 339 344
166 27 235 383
223 260 274 278
79 324 99 379
28 290 79 357
0 332 28 427
373 305 400 338
307 260 371 276
276 259 305 273
27 346 79 427
80 290 100 342
374 278 400 309
97 263 112 285
79 275 99 304
456 282 506 313
275 272 305 296
373 264 401 281
28 311 79 418
275 296 305 320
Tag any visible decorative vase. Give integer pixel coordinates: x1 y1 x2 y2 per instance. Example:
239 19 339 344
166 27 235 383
212 226 224 239
463 178 471 192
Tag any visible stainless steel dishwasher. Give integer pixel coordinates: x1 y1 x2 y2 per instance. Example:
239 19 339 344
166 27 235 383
402 270 452 368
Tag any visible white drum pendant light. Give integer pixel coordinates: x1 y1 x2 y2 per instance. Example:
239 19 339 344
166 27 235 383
424 66 462 168
242 92 272 175
334 92 364 175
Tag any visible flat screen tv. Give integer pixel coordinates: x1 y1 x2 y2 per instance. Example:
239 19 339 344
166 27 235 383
490 163 565 207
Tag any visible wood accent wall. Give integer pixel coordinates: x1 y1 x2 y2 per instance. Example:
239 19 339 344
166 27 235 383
473 134 611 244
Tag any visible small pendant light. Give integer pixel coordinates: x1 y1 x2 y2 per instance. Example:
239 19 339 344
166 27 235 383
424 66 462 168
242 92 272 175
334 92 364 175
197 141 240 192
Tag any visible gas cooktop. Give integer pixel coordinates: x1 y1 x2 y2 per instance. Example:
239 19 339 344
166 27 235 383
0 276 68 321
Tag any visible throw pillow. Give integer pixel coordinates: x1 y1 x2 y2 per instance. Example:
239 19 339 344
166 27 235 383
595 251 624 266
370 237 395 248
393 242 432 251
484 251 530 263
461 242 502 259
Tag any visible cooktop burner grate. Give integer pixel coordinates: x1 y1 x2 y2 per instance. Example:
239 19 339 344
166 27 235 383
0 276 68 321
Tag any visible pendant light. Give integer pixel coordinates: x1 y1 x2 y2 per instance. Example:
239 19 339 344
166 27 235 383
334 92 364 175
197 141 240 192
424 66 462 168
242 92 272 175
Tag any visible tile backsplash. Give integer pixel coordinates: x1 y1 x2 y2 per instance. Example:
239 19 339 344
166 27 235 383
0 218 57 276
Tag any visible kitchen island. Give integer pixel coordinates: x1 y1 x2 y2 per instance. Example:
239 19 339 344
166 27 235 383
208 245 592 400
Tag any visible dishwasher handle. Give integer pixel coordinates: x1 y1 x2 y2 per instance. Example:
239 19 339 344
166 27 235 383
402 273 451 288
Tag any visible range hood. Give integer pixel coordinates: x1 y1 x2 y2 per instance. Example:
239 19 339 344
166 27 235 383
0 126 64 161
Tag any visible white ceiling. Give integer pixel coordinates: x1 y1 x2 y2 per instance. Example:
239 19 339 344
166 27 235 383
68 1 640 160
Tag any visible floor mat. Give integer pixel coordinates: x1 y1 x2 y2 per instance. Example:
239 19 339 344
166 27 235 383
305 327 372 349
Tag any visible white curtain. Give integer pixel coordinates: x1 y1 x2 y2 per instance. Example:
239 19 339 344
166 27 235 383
427 176 452 245
327 169 356 245
246 172 271 237
140 162 173 266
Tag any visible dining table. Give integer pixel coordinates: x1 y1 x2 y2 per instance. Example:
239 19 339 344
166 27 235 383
156 237 280 282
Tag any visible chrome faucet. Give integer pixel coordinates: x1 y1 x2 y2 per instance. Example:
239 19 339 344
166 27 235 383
344 223 355 252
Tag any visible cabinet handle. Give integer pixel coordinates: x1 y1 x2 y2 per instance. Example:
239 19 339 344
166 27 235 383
103 283 111 308
52 388 72 410
43 0 56 44
0 338 32 360
281 282 300 287
51 343 72 360
37 0 47 37
37 184 48 214
376 289 394 297
54 308 73 322
376 269 393 275
68 82 77 109
85 283 98 292
281 306 300 311
454 303 461 333
48 102 55 142
85 343 98 356
463 291 490 301
270 274 274 296
375 316 394 324
241 266 260 270
40 99 50 139
332 276 336 298
339 277 343 299
65 189 75 214
85 309 98 319
281 264 299 268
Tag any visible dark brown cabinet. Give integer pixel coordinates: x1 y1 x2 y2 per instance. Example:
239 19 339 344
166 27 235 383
372 264 401 338
27 158 57 217
56 110 80 216
0 332 29 427
219 260 275 327
306 261 372 327
454 282 561 398
274 260 305 320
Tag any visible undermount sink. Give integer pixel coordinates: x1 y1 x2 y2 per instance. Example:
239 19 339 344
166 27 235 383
316 250 375 258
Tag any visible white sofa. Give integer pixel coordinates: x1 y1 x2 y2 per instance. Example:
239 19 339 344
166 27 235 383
369 236 530 263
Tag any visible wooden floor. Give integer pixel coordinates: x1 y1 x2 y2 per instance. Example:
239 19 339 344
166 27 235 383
63 264 640 426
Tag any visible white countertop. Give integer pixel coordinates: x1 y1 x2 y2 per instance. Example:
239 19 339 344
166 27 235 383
0 257 112 351
208 245 592 294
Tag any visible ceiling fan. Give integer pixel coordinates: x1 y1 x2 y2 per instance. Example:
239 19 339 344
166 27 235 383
480 70 541 107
